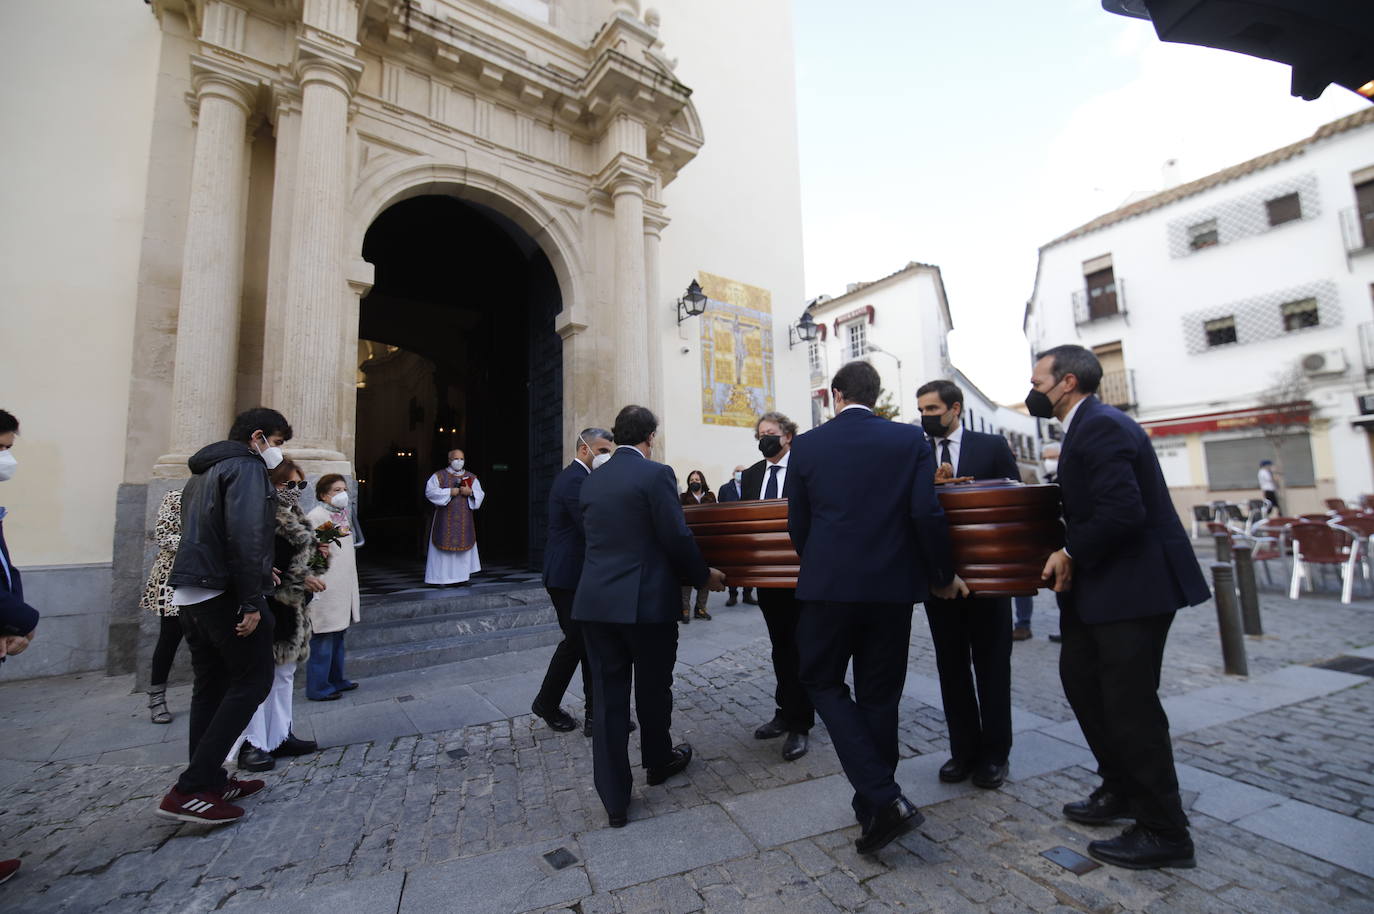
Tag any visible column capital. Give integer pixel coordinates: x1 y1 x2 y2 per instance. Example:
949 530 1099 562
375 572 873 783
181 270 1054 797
294 37 364 97
346 259 375 297
594 153 654 197
189 55 261 116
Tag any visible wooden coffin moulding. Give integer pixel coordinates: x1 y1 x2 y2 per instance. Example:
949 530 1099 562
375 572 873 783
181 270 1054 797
682 479 1064 596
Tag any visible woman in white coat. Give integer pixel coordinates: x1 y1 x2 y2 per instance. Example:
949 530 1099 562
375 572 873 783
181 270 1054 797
305 473 361 700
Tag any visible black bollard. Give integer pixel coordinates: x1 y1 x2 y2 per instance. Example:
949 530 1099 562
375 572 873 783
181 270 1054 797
1212 531 1232 562
1211 562 1248 676
1233 544 1263 636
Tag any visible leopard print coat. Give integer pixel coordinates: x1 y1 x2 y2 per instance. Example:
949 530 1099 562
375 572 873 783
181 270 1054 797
139 489 181 617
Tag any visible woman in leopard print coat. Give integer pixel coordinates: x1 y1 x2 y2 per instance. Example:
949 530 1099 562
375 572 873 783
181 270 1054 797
139 489 183 724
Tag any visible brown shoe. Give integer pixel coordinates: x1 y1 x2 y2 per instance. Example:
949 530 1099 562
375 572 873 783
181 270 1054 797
1012 627 1032 641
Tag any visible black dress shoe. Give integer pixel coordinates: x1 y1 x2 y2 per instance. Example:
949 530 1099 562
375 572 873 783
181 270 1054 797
1048 633 1063 643
1064 787 1133 825
307 692 342 701
972 760 1009 789
855 796 924 855
337 681 359 692
782 732 808 761
754 715 786 740
694 609 712 620
646 743 693 785
680 611 690 624
938 758 974 783
1088 824 1195 870
271 732 318 757
237 743 276 773
531 700 578 732
725 595 738 607
608 813 628 828
742 591 758 605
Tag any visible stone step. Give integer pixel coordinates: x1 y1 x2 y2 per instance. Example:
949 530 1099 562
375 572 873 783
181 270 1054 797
347 602 557 650
346 624 565 678
359 585 550 624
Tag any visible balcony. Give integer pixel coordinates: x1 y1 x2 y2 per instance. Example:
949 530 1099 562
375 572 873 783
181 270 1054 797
1340 207 1374 257
1072 278 1128 326
1360 323 1374 374
1099 368 1136 412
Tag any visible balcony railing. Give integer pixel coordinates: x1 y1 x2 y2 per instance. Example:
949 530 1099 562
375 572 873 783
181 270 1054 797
1340 207 1374 257
1099 368 1135 411
1071 278 1128 325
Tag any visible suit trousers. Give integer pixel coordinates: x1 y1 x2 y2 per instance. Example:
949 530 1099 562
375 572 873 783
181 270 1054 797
176 593 275 794
581 621 679 815
1059 603 1189 835
535 587 592 713
756 588 815 732
925 595 1013 764
797 600 912 821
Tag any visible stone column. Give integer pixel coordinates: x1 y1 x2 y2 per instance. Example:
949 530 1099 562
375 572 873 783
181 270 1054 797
612 177 650 410
339 260 375 465
643 212 666 429
260 92 301 407
275 47 360 470
155 60 258 472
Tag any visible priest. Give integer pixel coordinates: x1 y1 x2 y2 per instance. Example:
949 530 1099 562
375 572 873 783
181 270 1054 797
424 447 486 586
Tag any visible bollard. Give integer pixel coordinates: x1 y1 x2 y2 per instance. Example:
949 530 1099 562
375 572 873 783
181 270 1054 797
1212 530 1232 562
1233 544 1263 636
1211 562 1248 676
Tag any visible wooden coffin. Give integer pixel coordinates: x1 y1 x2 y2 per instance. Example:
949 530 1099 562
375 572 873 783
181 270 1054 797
682 479 1063 596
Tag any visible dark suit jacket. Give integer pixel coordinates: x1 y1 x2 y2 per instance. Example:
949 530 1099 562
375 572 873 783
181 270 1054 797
948 429 1019 481
573 448 710 624
0 510 40 637
740 457 789 502
788 408 954 603
543 460 591 591
1055 396 1210 623
717 479 742 503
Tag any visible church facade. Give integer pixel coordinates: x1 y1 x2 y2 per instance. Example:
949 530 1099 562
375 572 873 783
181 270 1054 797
1 0 808 678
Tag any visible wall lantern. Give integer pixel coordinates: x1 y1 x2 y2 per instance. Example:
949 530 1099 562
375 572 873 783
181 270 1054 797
676 279 708 324
788 311 819 349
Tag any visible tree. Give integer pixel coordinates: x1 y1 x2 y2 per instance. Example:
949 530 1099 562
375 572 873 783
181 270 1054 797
873 389 900 421
1254 365 1311 509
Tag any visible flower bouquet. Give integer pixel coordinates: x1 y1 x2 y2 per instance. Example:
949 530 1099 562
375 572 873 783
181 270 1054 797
309 521 350 572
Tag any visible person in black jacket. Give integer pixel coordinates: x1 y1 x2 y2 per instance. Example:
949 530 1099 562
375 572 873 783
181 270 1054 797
156 407 292 827
1032 345 1209 870
531 427 614 735
917 380 1020 791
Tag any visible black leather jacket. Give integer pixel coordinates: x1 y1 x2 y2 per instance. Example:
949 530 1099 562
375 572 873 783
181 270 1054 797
167 441 276 614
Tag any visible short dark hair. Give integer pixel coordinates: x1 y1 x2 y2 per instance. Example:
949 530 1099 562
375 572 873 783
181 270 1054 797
1035 344 1102 394
915 380 963 410
0 410 17 436
579 427 613 444
316 473 346 501
831 360 881 408
228 407 293 444
612 405 657 446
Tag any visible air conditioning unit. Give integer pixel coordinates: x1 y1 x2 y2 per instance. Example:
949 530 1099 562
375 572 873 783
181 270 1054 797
1300 349 1347 376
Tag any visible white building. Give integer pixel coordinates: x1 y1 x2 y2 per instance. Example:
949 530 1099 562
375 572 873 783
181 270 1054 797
1025 108 1374 519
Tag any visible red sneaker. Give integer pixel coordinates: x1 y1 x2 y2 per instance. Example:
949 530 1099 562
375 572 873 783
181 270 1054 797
0 859 19 884
156 788 244 826
217 777 265 802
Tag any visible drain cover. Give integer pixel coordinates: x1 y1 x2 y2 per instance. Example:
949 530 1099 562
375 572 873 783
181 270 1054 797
1042 846 1100 875
446 748 469 761
1310 656 1374 677
543 847 578 870
397 694 415 703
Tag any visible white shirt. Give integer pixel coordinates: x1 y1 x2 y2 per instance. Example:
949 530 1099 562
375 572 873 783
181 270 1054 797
1258 467 1275 490
929 423 964 473
756 449 790 500
1058 397 1087 446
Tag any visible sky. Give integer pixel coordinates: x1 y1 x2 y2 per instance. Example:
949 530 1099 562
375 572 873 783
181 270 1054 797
792 1 1368 404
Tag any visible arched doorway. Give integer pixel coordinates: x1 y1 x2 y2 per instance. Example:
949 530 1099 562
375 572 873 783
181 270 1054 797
353 194 563 577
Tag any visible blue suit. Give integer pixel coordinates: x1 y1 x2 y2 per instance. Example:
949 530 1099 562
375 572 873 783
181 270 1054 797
0 507 40 643
787 406 954 821
717 478 742 503
573 446 709 817
1055 395 1209 836
535 460 595 716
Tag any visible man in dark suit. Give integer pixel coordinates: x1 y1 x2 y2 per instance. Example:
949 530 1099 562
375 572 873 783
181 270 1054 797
740 412 813 762
916 379 1020 790
789 361 965 855
573 405 725 827
717 466 755 607
1032 345 1209 870
531 427 615 735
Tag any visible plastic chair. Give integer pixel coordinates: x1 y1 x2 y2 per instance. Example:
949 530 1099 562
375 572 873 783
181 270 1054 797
1333 515 1374 585
1191 505 1212 539
1325 498 1349 512
1254 517 1300 555
1288 521 1359 604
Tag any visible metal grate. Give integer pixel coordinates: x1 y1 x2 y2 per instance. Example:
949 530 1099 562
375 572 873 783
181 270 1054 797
1310 655 1374 677
1181 280 1342 354
1167 173 1320 259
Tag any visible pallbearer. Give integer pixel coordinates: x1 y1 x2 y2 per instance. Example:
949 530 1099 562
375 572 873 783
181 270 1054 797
424 447 485 586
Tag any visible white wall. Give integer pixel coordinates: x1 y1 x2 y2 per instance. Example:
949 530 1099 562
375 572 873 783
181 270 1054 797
0 2 161 564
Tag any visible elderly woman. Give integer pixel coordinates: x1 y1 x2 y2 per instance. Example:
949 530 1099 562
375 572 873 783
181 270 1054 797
679 469 715 622
233 458 325 771
305 474 361 700
139 489 184 723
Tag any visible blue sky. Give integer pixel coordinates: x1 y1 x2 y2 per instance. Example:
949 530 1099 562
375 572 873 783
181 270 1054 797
793 1 1368 402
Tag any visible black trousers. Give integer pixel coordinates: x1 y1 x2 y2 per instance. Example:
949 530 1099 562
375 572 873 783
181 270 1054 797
797 600 912 821
150 613 185 687
1059 603 1189 835
176 594 275 794
925 595 1012 765
535 587 592 714
756 588 814 733
581 621 679 816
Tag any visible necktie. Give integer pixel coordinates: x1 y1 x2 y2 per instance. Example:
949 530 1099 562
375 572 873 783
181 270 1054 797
940 439 952 470
764 464 781 500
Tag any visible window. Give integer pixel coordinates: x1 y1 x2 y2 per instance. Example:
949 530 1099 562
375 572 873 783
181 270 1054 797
1188 219 1219 250
1204 434 1314 489
1358 179 1374 249
1085 267 1118 319
1265 193 1302 227
807 340 822 375
846 320 867 359
1281 298 1320 332
1205 316 1238 347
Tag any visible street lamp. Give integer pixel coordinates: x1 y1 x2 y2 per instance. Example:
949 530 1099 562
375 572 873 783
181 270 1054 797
676 279 707 324
788 311 819 349
864 341 905 420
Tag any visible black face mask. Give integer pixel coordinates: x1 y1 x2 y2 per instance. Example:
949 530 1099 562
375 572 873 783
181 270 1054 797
920 413 952 439
689 481 702 492
1025 379 1064 419
758 434 783 458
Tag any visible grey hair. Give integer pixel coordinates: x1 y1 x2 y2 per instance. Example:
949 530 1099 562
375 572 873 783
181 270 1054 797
578 427 613 444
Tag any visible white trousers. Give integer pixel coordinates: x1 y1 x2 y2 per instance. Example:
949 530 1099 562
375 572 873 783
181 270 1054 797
230 661 295 757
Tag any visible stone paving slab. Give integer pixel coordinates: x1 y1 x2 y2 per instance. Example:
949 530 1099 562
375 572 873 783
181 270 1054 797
257 871 404 914
892 751 981 807
399 838 591 914
1236 798 1374 878
397 684 507 734
1176 762 1284 823
720 773 856 848
1004 730 1095 782
579 803 756 892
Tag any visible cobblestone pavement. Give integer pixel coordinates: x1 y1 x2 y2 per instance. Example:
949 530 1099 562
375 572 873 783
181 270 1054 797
0 578 1372 913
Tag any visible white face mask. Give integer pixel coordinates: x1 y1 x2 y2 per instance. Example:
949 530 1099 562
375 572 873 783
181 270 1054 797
450 458 465 473
252 434 284 470
0 451 15 482
1043 458 1058 475
733 471 743 485
591 452 612 470
329 492 349 509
